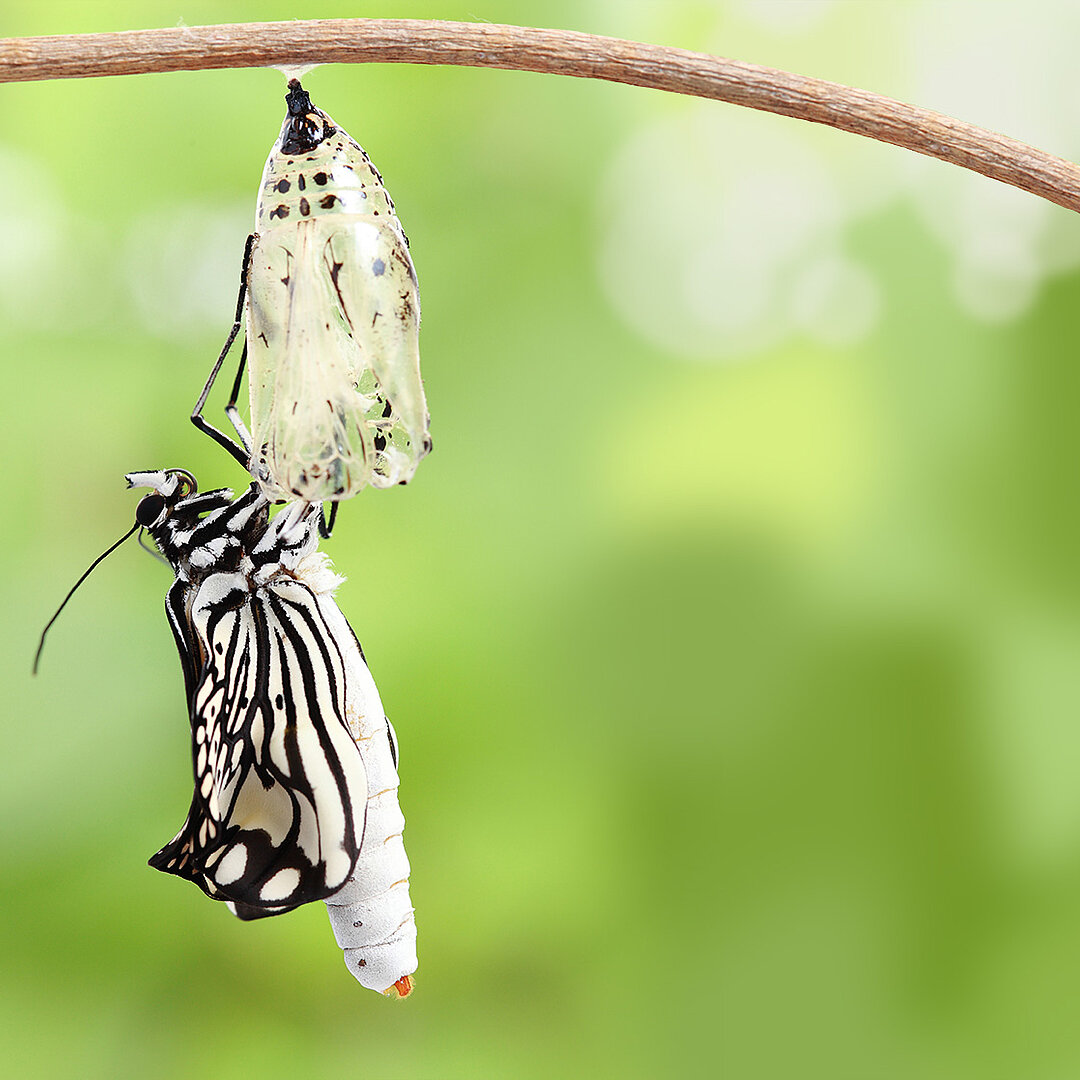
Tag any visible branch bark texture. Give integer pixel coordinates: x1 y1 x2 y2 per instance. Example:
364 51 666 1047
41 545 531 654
3 19 1080 215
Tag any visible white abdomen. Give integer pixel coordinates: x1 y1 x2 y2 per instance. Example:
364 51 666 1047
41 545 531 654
315 591 417 996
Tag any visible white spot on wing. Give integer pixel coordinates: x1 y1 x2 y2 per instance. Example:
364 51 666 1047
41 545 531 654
260 867 301 902
214 844 248 886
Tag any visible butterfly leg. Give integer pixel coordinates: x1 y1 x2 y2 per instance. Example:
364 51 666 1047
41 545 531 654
319 501 339 539
191 233 256 469
224 338 255 459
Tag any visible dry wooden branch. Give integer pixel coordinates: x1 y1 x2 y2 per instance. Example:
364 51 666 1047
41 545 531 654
3 19 1080 215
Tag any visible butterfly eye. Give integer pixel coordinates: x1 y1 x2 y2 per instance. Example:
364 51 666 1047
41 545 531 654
135 493 166 527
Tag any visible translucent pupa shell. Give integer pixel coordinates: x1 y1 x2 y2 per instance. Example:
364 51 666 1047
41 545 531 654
246 80 431 502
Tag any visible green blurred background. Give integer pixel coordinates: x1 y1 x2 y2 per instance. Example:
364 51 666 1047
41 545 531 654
8 1 1080 1076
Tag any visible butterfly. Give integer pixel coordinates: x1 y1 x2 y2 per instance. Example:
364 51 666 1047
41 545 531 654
36 468 417 996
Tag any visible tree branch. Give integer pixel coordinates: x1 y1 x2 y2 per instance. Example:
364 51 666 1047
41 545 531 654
3 19 1080 215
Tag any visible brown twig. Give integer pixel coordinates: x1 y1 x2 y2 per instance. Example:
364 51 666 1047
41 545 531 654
3 19 1080 215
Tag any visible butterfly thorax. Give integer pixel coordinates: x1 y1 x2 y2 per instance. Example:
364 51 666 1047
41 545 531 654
148 486 270 582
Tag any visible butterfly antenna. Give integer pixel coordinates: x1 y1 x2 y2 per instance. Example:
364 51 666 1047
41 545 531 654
33 522 140 675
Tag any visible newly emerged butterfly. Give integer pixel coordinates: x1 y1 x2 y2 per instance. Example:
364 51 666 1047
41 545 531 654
194 79 431 522
36 470 417 996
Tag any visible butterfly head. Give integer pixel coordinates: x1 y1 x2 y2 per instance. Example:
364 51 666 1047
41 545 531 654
125 468 198 528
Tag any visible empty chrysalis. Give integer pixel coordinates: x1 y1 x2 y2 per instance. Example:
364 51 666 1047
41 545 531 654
194 79 431 520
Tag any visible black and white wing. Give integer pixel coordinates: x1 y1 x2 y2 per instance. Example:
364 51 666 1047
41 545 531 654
150 569 368 915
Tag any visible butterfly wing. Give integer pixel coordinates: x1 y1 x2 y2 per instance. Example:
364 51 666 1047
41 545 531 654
150 569 368 914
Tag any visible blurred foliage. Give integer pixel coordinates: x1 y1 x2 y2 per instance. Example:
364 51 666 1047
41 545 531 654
7 2 1080 1078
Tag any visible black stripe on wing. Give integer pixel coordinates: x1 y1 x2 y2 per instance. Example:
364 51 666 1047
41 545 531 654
149 572 368 914
165 578 203 705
